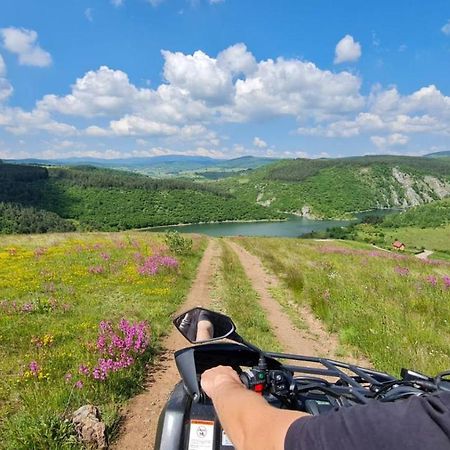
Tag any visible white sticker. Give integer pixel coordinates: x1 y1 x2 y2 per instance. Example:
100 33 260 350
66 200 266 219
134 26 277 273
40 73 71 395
221 430 234 447
188 420 215 450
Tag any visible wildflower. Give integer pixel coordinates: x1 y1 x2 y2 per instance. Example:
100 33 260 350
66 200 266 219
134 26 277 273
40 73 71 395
29 361 40 376
426 275 437 286
79 364 90 376
394 266 409 276
100 252 110 261
65 373 73 382
74 380 84 389
91 319 150 381
443 276 450 289
138 255 179 276
88 265 104 275
34 247 46 258
21 303 34 313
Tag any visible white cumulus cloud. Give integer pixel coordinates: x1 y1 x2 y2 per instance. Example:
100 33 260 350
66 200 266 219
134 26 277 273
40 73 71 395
0 27 52 67
442 20 450 35
371 133 409 149
253 137 267 148
334 35 361 64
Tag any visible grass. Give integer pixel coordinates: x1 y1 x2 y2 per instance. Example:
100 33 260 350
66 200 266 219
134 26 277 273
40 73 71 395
234 237 450 377
0 232 205 449
212 240 282 352
379 225 450 253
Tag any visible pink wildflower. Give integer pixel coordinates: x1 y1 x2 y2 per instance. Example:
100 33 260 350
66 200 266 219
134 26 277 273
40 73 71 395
29 361 40 376
394 266 409 276
65 372 73 382
79 364 90 376
21 303 34 313
443 276 450 289
74 380 84 389
88 265 104 275
426 275 437 286
138 255 179 276
100 252 110 261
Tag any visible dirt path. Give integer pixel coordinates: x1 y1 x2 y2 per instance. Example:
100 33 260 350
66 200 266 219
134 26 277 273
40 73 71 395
227 240 368 366
415 249 433 260
112 239 221 450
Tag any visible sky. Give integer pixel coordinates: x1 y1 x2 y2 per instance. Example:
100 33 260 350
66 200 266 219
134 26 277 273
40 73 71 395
1 0 450 160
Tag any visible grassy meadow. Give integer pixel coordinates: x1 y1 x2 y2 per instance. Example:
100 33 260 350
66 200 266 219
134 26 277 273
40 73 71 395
212 241 282 352
0 232 205 449
235 237 450 376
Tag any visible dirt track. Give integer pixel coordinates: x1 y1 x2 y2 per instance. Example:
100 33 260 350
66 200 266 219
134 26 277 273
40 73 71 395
112 239 221 450
114 238 369 448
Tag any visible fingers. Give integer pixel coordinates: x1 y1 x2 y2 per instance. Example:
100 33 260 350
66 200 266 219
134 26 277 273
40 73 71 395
200 366 243 399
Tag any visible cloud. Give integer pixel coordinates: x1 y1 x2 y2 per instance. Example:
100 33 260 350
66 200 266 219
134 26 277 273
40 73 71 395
371 133 409 149
111 0 124 6
0 107 76 135
334 35 361 64
231 56 363 122
0 54 5 76
297 83 450 140
253 137 267 148
85 8 94 22
147 0 165 6
209 0 225 3
0 78 13 102
38 66 146 117
0 27 52 67
162 49 234 104
442 20 450 35
3 42 450 158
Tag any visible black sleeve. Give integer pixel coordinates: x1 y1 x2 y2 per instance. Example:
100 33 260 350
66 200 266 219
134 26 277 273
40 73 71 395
285 392 450 450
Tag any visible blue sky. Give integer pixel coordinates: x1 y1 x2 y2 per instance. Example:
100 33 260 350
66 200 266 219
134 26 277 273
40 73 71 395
1 0 450 159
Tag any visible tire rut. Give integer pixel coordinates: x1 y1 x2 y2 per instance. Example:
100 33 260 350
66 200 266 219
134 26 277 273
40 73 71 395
226 240 369 366
112 238 221 450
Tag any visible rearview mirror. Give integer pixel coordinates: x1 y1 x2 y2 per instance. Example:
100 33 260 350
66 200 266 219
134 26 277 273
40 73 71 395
173 307 236 344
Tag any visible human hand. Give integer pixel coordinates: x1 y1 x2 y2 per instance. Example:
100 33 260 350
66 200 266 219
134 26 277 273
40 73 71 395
201 365 244 399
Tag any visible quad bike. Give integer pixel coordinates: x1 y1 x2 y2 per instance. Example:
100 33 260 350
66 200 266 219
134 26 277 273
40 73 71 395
154 307 450 449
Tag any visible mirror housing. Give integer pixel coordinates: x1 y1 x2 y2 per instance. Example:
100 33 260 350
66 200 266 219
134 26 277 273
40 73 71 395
173 307 236 344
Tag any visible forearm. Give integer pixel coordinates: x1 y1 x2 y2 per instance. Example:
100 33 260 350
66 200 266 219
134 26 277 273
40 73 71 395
210 380 307 450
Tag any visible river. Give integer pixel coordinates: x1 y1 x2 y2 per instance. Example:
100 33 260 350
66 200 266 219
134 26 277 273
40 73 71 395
146 209 399 238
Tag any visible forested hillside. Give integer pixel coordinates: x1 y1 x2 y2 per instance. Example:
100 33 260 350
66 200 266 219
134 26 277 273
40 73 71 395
0 163 281 234
381 197 450 228
220 156 450 218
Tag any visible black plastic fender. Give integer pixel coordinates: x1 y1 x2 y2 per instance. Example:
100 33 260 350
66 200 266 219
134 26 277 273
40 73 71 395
154 381 191 450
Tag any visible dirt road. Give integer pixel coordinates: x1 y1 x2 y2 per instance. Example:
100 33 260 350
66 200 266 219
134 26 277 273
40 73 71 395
112 239 221 450
114 238 369 448
415 249 433 260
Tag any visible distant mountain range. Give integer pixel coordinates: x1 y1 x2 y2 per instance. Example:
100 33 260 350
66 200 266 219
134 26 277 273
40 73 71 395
425 151 450 158
5 155 279 175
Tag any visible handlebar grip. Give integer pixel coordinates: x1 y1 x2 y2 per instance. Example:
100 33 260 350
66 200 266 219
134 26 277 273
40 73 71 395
239 372 251 389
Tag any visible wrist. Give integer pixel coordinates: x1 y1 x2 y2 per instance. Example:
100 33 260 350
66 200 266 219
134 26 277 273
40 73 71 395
208 376 244 400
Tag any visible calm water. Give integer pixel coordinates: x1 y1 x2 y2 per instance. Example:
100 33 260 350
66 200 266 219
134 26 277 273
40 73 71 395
146 209 399 238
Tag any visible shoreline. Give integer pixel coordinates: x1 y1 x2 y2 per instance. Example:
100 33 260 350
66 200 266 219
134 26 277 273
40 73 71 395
136 208 402 231
136 217 288 231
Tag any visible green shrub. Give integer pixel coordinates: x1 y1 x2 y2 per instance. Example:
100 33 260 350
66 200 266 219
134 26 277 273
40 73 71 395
164 230 193 255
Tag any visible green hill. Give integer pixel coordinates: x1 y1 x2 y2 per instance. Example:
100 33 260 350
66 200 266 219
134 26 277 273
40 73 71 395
425 151 450 158
381 197 450 228
0 163 282 234
219 156 450 218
